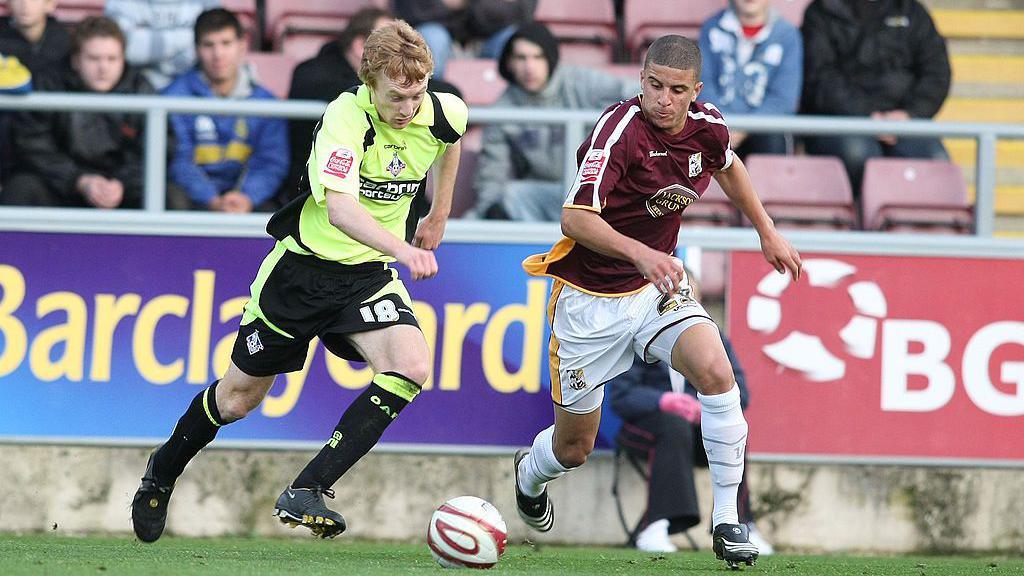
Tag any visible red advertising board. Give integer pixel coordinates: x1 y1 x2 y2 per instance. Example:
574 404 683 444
728 251 1024 463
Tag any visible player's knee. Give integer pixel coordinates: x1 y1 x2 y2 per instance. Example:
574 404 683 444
395 356 431 388
689 356 735 396
554 436 595 468
217 388 263 421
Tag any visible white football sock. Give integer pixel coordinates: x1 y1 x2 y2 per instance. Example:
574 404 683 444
697 385 747 528
517 426 570 497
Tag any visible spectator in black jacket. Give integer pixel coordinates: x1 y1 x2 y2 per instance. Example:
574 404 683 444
1 16 153 208
608 272 772 555
0 0 71 75
801 0 951 193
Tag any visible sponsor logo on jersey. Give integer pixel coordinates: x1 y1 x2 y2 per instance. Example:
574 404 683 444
246 330 263 355
648 150 667 157
688 152 702 177
386 151 407 177
324 147 355 179
568 368 587 390
580 149 607 184
645 183 699 218
359 178 422 202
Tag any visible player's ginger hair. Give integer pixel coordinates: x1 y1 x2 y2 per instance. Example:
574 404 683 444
359 20 433 88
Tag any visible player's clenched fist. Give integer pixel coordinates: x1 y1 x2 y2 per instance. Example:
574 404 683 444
396 244 438 280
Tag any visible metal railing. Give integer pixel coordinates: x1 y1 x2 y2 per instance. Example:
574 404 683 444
1 92 1023 237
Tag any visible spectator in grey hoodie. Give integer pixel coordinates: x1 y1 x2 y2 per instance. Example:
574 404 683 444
469 23 635 221
105 0 220 90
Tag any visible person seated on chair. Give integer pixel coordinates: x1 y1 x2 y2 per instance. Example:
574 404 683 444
607 270 773 554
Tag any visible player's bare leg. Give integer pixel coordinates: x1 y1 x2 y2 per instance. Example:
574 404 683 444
132 363 275 542
278 325 430 538
670 324 757 568
515 406 601 532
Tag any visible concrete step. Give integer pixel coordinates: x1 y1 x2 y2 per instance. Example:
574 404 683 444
969 185 1024 215
937 98 1024 123
933 9 1024 39
945 139 1024 168
948 38 1024 56
924 0 1024 10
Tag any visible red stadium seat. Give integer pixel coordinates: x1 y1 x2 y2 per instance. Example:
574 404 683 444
265 0 386 56
0 0 104 22
774 0 813 26
247 52 298 99
222 0 259 44
861 158 974 234
685 176 739 227
624 0 725 59
534 0 618 66
444 59 508 106
743 154 857 230
447 126 483 218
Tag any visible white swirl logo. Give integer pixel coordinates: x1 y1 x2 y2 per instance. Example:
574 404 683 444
746 259 887 382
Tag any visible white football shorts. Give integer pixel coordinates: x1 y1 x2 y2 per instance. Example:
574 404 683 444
546 280 717 414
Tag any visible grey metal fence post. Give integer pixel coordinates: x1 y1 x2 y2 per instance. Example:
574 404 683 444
975 131 997 237
144 108 168 213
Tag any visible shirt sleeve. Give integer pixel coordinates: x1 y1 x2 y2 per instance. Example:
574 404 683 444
311 96 367 204
699 102 734 172
563 103 639 213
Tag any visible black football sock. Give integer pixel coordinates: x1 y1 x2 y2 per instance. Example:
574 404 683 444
291 372 421 490
151 380 226 486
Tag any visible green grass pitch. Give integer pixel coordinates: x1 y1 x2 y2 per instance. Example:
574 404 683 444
0 534 1018 575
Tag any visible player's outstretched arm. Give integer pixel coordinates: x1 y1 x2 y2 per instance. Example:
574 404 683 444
414 140 461 250
561 207 687 294
326 190 438 280
714 156 802 282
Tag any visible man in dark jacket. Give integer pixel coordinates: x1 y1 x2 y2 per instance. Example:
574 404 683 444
2 16 152 208
801 0 951 193
608 273 772 555
0 0 71 75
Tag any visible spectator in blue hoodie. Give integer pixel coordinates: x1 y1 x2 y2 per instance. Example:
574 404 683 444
163 8 287 212
698 0 802 156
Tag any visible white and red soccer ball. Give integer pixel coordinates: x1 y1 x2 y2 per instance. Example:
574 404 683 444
427 496 508 569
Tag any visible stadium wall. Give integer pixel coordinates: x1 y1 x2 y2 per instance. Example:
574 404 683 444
1 445 1022 553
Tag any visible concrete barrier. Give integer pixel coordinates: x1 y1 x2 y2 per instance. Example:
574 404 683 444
1 445 1021 553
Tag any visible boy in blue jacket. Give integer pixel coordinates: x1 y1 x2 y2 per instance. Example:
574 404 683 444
164 8 288 212
698 0 802 156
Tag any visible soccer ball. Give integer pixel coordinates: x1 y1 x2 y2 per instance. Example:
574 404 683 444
426 496 508 569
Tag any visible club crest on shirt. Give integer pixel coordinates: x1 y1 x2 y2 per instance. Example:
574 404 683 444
386 151 407 177
324 147 355 179
580 149 607 184
688 152 702 177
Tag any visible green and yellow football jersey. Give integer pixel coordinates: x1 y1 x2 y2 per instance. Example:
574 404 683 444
268 84 468 264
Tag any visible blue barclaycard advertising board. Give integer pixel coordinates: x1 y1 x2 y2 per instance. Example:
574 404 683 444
0 231 623 450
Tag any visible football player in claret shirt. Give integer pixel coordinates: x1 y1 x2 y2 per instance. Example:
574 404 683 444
131 20 466 543
513 35 801 568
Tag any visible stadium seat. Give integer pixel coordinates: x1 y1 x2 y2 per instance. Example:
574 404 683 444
247 52 298 99
266 0 386 58
534 0 618 66
623 0 725 59
773 0 812 26
444 59 507 106
861 158 974 234
222 0 259 45
743 154 857 230
684 177 739 227
0 0 105 22
447 126 482 218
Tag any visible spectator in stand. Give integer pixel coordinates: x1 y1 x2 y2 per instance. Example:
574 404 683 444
0 0 71 75
106 0 220 90
1 16 152 208
608 270 773 555
286 7 461 203
164 8 288 213
394 0 534 78
468 23 635 221
698 0 802 156
801 0 951 193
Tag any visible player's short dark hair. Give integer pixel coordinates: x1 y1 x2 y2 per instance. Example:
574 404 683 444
194 8 244 45
339 7 392 52
643 35 701 79
72 16 126 55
